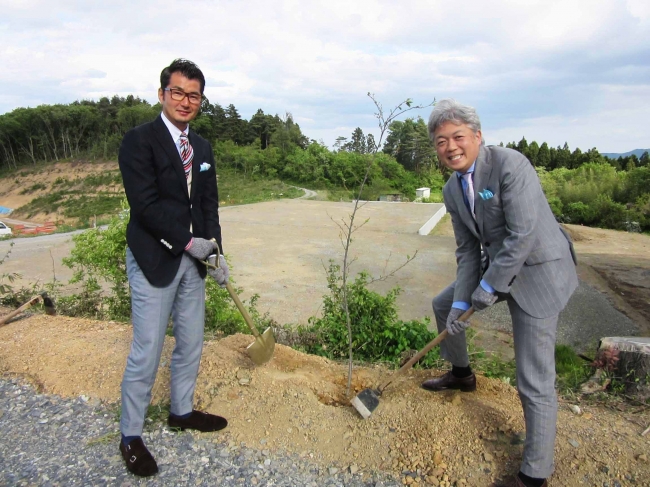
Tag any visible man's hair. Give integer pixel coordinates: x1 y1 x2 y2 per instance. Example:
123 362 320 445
427 99 481 139
160 59 206 94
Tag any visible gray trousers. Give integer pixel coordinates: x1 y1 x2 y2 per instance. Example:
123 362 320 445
120 248 206 437
433 283 558 479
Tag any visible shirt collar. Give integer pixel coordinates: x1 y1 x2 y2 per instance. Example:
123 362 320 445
456 161 476 179
160 111 189 142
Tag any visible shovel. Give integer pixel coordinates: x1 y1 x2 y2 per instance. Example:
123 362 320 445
0 291 56 327
202 242 275 365
351 307 475 419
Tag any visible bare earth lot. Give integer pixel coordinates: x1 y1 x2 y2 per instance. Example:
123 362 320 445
0 193 649 486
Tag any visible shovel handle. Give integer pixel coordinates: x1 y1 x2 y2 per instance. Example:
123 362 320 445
377 307 474 393
204 240 262 339
0 295 42 327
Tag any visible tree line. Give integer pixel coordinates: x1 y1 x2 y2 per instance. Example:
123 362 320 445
0 95 309 170
0 96 648 232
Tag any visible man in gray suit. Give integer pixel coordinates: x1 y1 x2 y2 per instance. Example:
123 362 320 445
421 99 578 487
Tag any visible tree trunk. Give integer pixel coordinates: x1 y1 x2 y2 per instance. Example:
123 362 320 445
598 337 650 399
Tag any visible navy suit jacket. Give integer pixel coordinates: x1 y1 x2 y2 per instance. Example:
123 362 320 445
118 115 222 287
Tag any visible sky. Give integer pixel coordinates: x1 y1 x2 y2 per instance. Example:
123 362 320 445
1 0 648 153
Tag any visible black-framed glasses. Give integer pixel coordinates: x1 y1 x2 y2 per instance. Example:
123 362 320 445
164 88 203 104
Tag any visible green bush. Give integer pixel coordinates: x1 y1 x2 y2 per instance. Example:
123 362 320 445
297 262 439 366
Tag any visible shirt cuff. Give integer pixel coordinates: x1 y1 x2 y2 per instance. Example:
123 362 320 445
452 301 471 311
480 279 495 293
185 238 193 251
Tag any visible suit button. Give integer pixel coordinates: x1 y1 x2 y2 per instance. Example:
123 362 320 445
484 242 490 247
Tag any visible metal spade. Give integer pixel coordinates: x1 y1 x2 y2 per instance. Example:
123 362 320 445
203 242 275 365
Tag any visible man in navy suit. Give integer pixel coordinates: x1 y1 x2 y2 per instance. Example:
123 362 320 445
421 100 578 487
117 59 230 477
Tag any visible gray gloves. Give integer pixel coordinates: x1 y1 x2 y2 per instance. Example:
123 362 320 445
446 307 471 336
207 254 230 288
471 285 498 311
186 238 217 261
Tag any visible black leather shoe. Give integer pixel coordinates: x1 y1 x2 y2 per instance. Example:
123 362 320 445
119 438 158 477
421 370 477 392
168 410 228 432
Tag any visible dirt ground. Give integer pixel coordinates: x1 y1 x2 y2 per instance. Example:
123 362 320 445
1 166 649 485
0 317 648 487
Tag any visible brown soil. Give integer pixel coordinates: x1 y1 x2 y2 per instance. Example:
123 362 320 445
0 316 648 486
0 160 121 225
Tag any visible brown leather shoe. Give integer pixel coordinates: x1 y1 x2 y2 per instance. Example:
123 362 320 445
168 410 228 432
119 438 158 477
421 370 476 392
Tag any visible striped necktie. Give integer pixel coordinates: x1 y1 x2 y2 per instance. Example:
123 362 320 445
180 132 193 179
462 172 475 219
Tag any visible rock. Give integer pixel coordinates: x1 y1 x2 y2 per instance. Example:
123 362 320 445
568 438 580 448
350 464 359 474
483 452 493 462
433 452 443 466
328 467 339 475
568 404 581 415
638 454 647 462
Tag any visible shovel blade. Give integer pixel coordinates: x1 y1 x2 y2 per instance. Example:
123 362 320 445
246 327 275 365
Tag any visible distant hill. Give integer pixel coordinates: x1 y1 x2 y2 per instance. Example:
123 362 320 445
601 149 649 159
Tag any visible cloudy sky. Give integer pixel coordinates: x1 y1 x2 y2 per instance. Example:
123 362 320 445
1 0 648 153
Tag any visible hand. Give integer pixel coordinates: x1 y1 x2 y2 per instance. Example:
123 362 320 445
207 254 229 288
471 285 498 311
186 238 217 261
446 307 471 336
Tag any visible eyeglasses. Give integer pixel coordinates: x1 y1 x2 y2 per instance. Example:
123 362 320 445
163 88 203 104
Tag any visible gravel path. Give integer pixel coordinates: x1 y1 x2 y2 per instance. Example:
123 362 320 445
0 378 398 487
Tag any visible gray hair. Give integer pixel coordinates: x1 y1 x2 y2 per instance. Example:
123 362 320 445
427 99 482 139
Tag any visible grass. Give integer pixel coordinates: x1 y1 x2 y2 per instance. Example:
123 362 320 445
8 165 311 231
217 168 304 206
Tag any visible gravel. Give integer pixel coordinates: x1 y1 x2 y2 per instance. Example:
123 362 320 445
0 378 399 487
475 281 640 352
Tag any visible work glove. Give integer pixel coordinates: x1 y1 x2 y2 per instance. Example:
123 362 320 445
207 254 230 288
186 238 217 261
471 285 498 311
446 307 471 336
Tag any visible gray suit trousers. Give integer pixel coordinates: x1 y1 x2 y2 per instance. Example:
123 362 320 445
433 283 558 478
120 248 206 437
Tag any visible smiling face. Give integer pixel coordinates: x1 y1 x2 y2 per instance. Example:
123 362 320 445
433 121 482 173
158 71 201 131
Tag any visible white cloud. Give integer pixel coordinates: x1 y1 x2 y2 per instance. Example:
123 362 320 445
0 0 647 152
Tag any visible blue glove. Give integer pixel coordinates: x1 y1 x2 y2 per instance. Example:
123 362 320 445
446 307 471 336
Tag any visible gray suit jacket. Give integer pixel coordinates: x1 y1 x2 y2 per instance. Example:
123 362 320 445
443 145 578 319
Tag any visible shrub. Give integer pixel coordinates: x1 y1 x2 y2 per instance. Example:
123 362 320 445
297 262 439 367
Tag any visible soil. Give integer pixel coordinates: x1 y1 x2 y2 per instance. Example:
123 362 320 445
0 315 648 486
0 167 649 485
0 160 121 225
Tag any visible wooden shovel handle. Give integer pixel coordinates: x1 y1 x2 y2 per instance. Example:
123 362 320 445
377 307 475 393
0 295 42 327
205 240 262 339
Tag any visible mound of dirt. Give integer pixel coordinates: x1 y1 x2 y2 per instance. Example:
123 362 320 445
1 315 648 486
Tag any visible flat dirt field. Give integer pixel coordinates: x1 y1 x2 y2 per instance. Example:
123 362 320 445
0 195 649 486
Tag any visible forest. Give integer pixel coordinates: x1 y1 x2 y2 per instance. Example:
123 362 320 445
0 95 648 232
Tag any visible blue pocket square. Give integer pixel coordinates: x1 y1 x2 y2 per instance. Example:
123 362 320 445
478 189 494 200
200 162 211 172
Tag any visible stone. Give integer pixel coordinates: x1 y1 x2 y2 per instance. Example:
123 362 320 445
568 438 580 448
433 452 443 466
